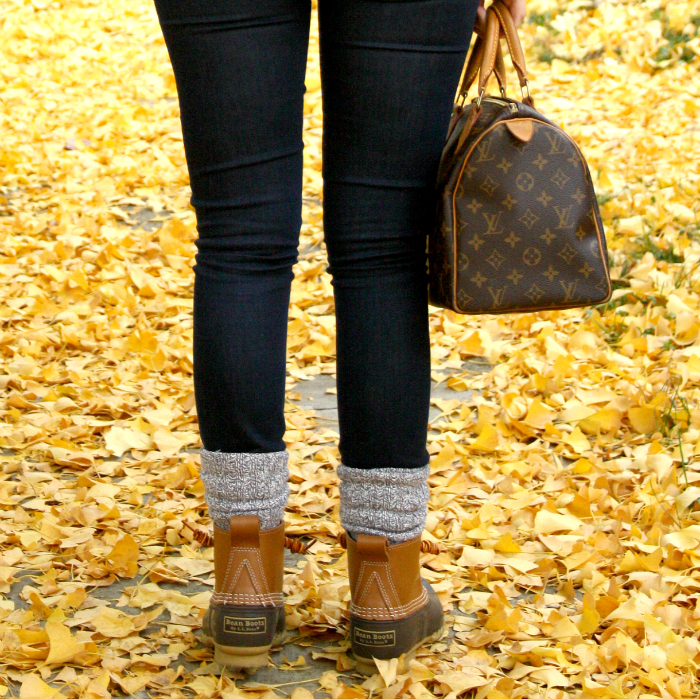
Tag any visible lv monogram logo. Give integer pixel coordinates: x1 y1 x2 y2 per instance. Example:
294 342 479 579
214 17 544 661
457 289 473 305
496 157 513 173
502 193 517 210
545 131 566 155
553 204 573 229
551 169 571 189
537 190 553 207
475 140 495 163
557 243 577 264
532 153 549 170
487 286 507 305
540 228 556 245
560 278 579 302
579 261 594 278
483 211 505 235
466 198 483 214
572 188 586 204
507 268 524 285
523 247 541 266
505 231 521 247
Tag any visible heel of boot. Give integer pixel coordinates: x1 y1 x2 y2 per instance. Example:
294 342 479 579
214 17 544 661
350 585 445 675
204 603 286 670
212 626 287 670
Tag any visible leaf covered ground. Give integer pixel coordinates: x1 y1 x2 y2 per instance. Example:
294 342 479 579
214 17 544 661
1 0 700 697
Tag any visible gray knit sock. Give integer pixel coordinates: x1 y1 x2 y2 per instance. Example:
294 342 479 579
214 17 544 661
199 448 290 531
337 463 431 544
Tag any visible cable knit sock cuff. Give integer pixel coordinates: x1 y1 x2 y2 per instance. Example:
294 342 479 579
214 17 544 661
199 448 290 531
338 463 431 544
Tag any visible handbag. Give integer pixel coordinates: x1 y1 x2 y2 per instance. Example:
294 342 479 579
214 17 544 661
428 0 612 315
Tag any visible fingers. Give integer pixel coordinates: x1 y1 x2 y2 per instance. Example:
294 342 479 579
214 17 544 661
479 0 526 33
501 0 526 28
476 0 486 29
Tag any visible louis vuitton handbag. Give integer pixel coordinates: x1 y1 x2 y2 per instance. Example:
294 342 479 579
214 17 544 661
428 0 612 314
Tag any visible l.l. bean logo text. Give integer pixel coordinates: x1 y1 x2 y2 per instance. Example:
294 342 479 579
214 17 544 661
224 617 267 634
353 628 396 647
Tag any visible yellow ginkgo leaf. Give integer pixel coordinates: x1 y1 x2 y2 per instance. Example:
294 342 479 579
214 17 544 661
44 621 86 666
577 591 601 635
523 399 558 430
627 406 659 434
563 427 590 454
493 532 521 553
469 423 499 452
578 408 622 435
20 676 59 699
534 510 584 534
104 534 139 578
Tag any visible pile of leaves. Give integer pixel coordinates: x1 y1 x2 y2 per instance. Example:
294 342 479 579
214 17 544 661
1 0 700 696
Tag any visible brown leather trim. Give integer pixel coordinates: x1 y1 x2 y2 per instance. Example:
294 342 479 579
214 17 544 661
213 518 285 606
355 534 389 562
450 117 612 314
456 105 482 152
347 534 428 622
505 119 533 141
228 514 260 548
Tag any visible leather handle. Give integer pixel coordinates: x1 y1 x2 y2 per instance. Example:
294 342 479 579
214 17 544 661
459 31 507 100
490 0 529 89
477 1 534 107
457 13 506 101
476 5 503 95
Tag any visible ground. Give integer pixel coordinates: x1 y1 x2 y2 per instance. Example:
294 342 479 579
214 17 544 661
1 0 700 698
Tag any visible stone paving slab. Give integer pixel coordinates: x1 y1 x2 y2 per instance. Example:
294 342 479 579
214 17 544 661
289 369 481 425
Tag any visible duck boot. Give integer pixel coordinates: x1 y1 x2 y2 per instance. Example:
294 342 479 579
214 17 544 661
201 514 286 669
347 533 444 675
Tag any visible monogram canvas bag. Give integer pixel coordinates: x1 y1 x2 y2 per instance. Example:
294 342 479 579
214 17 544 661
428 0 612 314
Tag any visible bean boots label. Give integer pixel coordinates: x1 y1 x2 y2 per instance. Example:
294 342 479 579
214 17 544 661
353 628 396 647
224 616 266 634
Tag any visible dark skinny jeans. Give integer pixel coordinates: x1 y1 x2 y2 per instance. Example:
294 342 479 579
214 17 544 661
153 0 478 469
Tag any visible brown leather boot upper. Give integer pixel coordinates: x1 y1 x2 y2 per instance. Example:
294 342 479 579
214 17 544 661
347 533 429 621
212 514 284 607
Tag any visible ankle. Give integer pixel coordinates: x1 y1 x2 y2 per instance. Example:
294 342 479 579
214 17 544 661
200 448 290 531
338 463 430 544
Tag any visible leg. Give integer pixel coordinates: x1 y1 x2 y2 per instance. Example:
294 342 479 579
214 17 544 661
152 0 310 670
318 0 478 537
153 0 311 530
318 0 479 670
154 0 310 457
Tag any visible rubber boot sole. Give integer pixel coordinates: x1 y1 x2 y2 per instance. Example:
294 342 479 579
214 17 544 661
353 624 445 676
